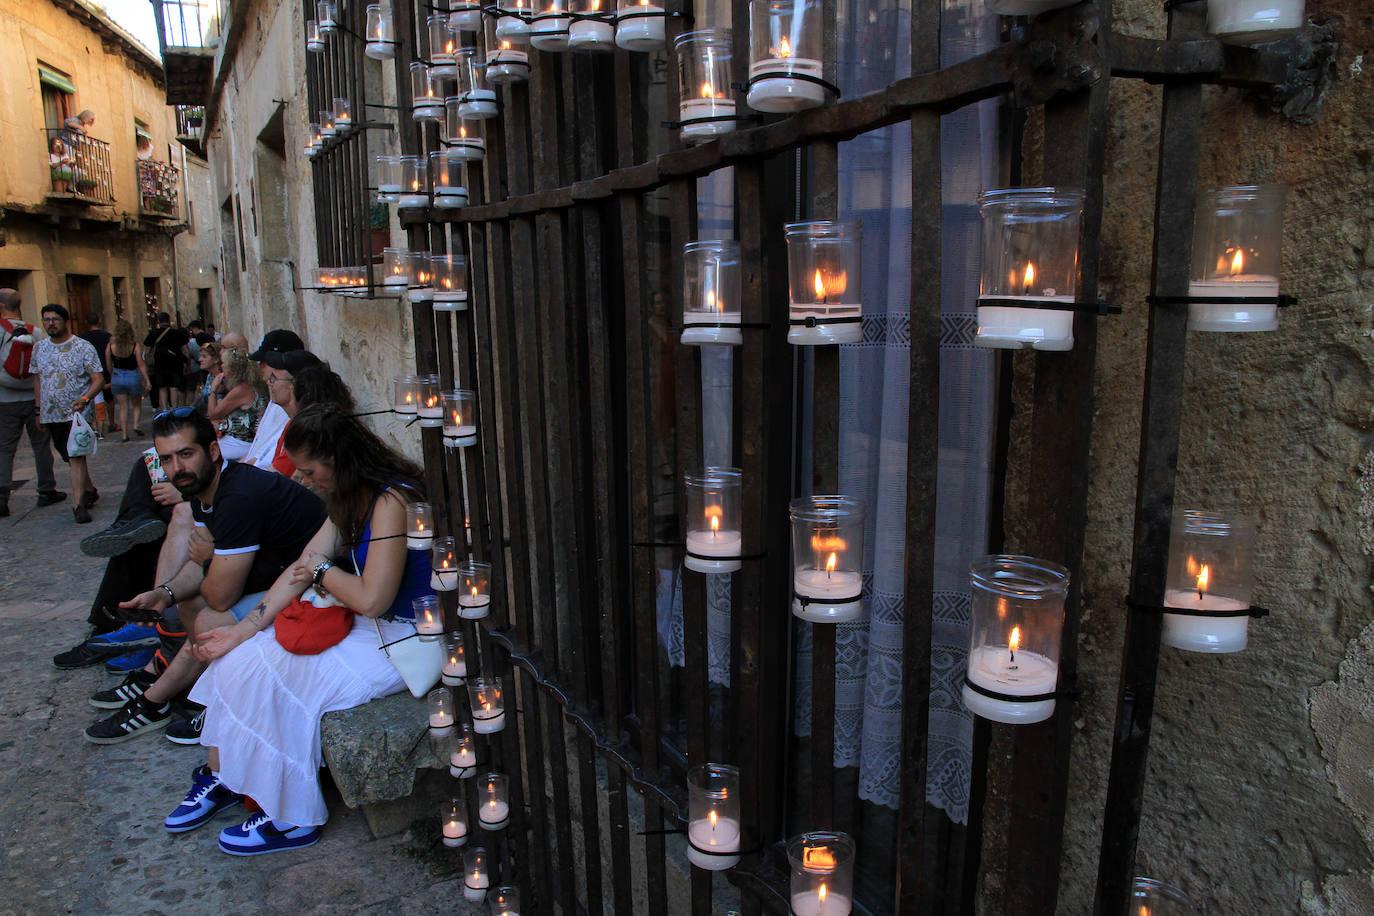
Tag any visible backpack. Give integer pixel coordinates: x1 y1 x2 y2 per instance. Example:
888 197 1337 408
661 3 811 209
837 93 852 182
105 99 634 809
0 318 36 387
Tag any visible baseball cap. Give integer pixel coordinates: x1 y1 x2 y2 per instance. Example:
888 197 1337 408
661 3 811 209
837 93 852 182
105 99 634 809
249 329 305 361
262 350 325 374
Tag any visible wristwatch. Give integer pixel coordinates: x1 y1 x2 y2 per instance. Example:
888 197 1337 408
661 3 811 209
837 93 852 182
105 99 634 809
312 559 334 588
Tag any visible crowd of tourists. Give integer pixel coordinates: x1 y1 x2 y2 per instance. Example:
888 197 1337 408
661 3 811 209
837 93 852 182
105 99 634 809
0 287 432 856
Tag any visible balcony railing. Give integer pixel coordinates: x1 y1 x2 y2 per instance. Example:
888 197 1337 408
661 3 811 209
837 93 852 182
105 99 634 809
137 159 180 218
175 105 205 138
44 128 115 205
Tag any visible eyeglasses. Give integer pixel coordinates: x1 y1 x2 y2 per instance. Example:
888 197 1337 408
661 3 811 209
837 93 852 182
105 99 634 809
153 406 196 421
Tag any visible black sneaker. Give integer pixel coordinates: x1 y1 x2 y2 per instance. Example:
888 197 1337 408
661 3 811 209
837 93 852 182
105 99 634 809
80 516 167 558
166 707 206 746
36 489 66 507
84 696 172 744
90 670 157 710
53 640 125 670
0 498 8 518
74 503 92 524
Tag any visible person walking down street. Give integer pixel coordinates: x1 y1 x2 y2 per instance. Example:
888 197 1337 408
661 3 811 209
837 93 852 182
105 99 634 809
108 319 150 440
32 303 103 523
144 312 190 409
0 288 64 517
80 312 114 436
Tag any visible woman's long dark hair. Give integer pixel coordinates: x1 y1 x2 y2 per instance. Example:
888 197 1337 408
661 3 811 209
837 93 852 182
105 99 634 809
282 404 425 541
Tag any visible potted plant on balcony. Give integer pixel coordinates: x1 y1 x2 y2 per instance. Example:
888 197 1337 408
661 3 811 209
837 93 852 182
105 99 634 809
186 107 204 129
76 176 98 195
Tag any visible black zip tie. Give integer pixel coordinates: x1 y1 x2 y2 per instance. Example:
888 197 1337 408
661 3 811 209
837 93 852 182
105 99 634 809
1146 293 1297 307
348 408 394 418
486 57 533 70
686 550 766 562
793 590 863 608
977 297 1121 315
736 72 842 97
616 7 667 20
1125 595 1270 619
365 102 406 110
790 315 862 327
637 827 762 858
662 113 753 129
964 676 1078 704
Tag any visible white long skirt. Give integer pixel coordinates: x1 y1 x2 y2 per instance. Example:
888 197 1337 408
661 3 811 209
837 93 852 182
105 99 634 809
189 614 412 827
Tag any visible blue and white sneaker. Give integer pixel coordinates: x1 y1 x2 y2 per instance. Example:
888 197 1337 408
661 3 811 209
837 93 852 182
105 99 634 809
217 812 322 856
87 623 160 649
164 764 241 833
104 648 156 674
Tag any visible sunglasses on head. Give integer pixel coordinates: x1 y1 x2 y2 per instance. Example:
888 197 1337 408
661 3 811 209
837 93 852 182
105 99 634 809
153 406 197 421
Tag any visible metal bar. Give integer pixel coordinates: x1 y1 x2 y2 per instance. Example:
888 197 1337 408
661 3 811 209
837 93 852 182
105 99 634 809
1093 4 1207 913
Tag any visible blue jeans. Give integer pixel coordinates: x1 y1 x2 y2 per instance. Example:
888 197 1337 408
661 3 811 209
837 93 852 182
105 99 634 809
111 368 144 398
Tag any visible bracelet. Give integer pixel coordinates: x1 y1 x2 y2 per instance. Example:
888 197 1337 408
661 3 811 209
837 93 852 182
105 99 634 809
159 583 176 605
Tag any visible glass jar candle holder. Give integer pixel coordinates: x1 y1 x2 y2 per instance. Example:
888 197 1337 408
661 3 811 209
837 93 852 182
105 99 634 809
468 676 506 733
1132 877 1195 914
569 0 615 50
317 0 337 33
398 156 429 208
307 19 325 52
458 50 499 119
531 0 570 51
1188 184 1286 332
433 254 470 310
962 555 1068 725
975 187 1084 351
449 723 479 777
382 246 410 292
332 97 353 134
312 266 333 290
616 0 665 50
787 831 856 916
432 536 461 591
1161 510 1256 654
319 109 337 138
375 154 401 202
304 139 320 159
411 62 445 121
488 886 520 916
682 240 742 345
1208 0 1303 43
426 685 455 733
458 560 492 618
308 122 323 151
442 631 468 685
445 101 489 160
431 153 469 209
441 796 469 847
684 467 743 574
496 0 532 42
747 0 830 113
365 4 396 58
342 266 368 294
408 251 435 303
477 772 511 830
393 373 420 415
443 389 478 446
686 764 741 871
485 19 532 84
407 501 435 549
675 30 736 145
451 0 483 31
786 220 862 345
417 374 443 427
429 14 460 78
790 496 865 624
414 594 444 638
463 846 490 902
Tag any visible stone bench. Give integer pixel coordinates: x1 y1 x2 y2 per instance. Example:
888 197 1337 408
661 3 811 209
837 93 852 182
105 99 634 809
320 691 449 838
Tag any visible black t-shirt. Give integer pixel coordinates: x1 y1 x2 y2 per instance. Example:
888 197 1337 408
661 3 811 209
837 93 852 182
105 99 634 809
143 326 187 368
80 329 112 377
191 461 328 595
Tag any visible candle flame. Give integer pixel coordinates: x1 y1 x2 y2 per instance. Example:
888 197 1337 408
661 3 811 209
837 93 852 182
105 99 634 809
814 268 826 300
500 39 511 50
803 845 837 872
706 289 718 312
471 584 479 599
825 552 837 575
700 81 719 99
1022 261 1036 292
1196 563 1211 594
708 809 718 828
1009 625 1022 654
779 35 792 58
818 883 828 904
1230 248 1244 276
710 514 720 534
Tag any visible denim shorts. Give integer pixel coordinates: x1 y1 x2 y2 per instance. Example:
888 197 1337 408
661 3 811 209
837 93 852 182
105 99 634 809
111 368 144 398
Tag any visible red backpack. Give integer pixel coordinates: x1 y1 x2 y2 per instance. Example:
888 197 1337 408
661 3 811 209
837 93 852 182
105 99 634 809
0 318 36 383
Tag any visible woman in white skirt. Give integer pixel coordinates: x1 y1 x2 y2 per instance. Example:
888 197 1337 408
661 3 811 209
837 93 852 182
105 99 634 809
166 404 434 855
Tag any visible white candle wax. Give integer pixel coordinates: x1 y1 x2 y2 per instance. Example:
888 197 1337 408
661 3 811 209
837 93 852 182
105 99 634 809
394 396 417 412
432 568 460 591
962 645 1058 725
747 58 825 113
433 188 469 209
458 91 498 120
365 41 394 59
429 709 454 729
308 39 326 52
1208 0 1304 41
434 292 469 311
684 529 743 574
479 799 511 829
444 421 478 439
458 592 491 609
790 890 853 916
473 710 506 734
377 182 403 194
787 304 863 346
419 405 444 428
398 193 429 209
1186 276 1280 332
416 611 444 636
412 102 444 122
486 52 529 84
406 531 435 550
447 140 487 162
685 816 740 871
408 288 435 305
495 14 530 41
568 18 614 50
451 7 482 30
974 295 1075 351
679 98 737 144
530 15 570 51
792 569 864 623
615 5 664 51
1162 588 1250 653
464 875 490 902
320 125 337 138
442 819 468 846
452 747 478 768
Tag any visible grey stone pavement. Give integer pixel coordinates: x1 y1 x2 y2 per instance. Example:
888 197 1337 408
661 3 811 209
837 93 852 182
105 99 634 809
0 432 481 915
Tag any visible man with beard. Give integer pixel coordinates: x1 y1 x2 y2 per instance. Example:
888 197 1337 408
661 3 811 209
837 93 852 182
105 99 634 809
84 409 325 743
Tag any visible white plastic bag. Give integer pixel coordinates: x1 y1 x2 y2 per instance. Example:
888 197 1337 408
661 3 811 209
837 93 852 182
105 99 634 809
67 410 98 458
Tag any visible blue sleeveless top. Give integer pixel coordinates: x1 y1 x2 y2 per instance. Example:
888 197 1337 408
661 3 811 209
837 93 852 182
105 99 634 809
348 484 432 621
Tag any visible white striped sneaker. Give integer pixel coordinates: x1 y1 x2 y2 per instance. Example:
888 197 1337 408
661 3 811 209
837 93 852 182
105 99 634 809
83 696 172 744
89 670 157 710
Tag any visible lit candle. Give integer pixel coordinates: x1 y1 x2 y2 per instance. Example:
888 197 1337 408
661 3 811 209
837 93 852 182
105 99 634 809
487 886 521 916
450 1 482 31
684 468 743 574
376 155 402 198
442 390 478 446
962 624 1059 725
449 726 479 777
365 3 395 58
687 807 741 871
393 374 419 414
430 152 468 209
306 19 325 53
418 378 444 428
786 222 863 345
462 847 490 903
442 631 468 686
975 260 1075 350
441 798 468 847
569 0 615 50
469 677 506 733
495 0 531 42
485 38 530 85
479 775 511 830
793 543 863 624
788 835 855 916
406 501 435 549
1162 559 1249 653
458 561 492 618
685 508 743 574
1186 246 1281 332
615 0 664 51
682 81 737 145
431 537 460 591
427 686 455 732
531 1 570 51
747 33 825 112
414 595 444 637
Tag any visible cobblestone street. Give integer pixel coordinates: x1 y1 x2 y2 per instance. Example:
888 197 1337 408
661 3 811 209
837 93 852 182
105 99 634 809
0 434 473 915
